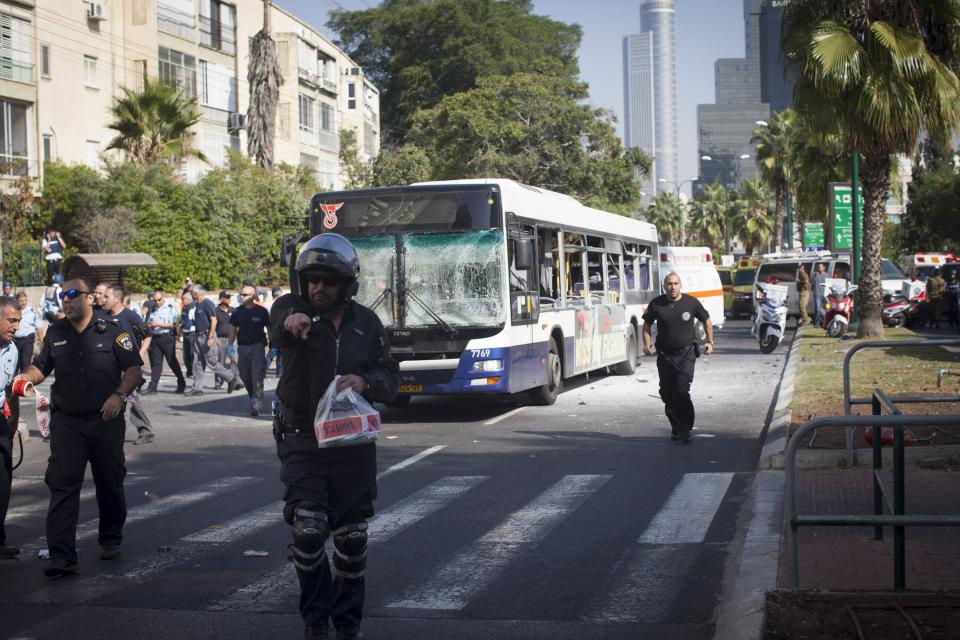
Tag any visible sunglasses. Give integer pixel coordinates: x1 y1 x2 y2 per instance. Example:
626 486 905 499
240 293 255 298
305 274 341 287
58 288 90 301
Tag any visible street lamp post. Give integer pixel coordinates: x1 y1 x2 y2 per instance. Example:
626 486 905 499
658 176 698 245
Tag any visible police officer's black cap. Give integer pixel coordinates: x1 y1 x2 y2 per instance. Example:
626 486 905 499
218 290 231 299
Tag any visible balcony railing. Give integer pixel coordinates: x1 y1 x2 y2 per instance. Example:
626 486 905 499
0 60 33 83
158 4 195 40
318 129 338 152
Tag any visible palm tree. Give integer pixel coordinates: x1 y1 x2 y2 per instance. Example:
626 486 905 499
106 79 204 165
782 0 960 338
751 109 794 249
689 183 730 251
788 122 849 225
643 191 683 245
247 0 284 169
734 179 774 255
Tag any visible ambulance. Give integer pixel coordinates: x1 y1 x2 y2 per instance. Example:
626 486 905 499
732 256 763 318
899 252 959 281
659 246 725 328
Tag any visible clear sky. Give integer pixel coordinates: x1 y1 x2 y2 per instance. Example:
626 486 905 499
272 0 747 195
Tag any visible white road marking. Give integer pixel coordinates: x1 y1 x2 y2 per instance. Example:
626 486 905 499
24 476 259 552
588 544 700 622
483 407 525 426
209 475 487 613
387 474 611 611
183 502 284 543
376 445 444 480
10 477 45 490
5 476 151 525
637 473 734 544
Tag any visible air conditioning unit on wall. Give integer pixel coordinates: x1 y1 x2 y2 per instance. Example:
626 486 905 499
228 113 247 130
87 2 107 21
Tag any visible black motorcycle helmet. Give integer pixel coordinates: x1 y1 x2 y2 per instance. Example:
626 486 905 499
295 233 360 305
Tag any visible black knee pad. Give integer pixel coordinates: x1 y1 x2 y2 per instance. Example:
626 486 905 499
290 504 330 573
332 522 368 580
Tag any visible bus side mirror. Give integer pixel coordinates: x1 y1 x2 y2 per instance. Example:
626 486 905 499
514 238 534 271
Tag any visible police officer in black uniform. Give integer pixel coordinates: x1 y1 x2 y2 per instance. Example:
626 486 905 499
642 272 714 444
104 284 154 445
14 277 143 577
270 234 398 640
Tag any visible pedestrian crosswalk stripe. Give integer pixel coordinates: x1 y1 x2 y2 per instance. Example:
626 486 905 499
23 476 259 553
376 445 445 480
209 475 488 613
387 474 611 611
183 502 284 544
5 476 152 525
636 473 734 544
10 476 45 490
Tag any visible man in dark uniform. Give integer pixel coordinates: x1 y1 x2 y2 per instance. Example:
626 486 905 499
105 285 154 445
213 291 238 391
270 233 398 640
642 272 714 444
230 284 270 416
0 296 22 559
13 277 143 577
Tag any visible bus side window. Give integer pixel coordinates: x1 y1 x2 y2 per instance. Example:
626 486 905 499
537 226 561 302
508 226 539 324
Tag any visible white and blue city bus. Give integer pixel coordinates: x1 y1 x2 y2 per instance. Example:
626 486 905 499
300 179 660 405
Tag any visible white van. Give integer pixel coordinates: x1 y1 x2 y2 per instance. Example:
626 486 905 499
659 246 725 328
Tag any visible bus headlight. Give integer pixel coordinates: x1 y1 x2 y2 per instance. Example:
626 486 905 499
472 359 504 372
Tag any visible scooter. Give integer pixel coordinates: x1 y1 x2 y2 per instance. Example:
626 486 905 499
882 294 919 328
752 282 788 353
823 283 858 337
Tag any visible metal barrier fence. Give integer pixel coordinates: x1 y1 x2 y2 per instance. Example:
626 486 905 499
785 406 960 589
842 338 960 465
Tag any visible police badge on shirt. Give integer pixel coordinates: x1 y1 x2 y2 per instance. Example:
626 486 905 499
116 333 134 352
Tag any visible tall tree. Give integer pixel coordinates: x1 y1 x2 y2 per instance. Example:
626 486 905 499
751 109 794 248
405 73 649 213
733 179 774 255
106 79 204 165
689 183 731 250
247 0 284 169
643 191 683 245
782 0 960 337
328 0 582 141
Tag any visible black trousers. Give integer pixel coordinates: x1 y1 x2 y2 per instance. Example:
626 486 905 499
0 419 12 547
45 259 61 283
278 436 376 632
148 333 185 388
13 335 34 375
181 333 196 375
45 413 127 565
657 348 697 436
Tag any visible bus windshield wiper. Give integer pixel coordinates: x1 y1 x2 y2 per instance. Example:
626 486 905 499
368 287 392 312
405 290 458 339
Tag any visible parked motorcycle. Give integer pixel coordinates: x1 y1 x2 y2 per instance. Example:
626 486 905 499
881 294 919 329
752 282 788 353
823 283 858 337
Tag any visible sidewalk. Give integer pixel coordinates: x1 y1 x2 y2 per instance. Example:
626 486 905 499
779 467 960 591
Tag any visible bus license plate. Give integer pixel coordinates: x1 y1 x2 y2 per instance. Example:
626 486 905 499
398 384 423 393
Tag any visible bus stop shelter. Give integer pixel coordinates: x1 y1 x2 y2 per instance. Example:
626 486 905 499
61 253 157 286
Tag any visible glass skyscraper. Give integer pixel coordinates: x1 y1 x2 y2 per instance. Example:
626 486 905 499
623 32 656 203
623 0 678 198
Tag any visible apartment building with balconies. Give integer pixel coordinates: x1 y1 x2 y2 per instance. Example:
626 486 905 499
0 0 38 189
6 0 379 193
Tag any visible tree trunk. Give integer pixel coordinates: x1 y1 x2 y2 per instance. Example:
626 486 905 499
855 150 888 339
773 181 786 251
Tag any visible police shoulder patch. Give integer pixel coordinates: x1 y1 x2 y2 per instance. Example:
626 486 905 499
116 333 134 351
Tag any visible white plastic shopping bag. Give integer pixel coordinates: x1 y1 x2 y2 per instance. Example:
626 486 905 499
313 375 381 447
11 380 50 438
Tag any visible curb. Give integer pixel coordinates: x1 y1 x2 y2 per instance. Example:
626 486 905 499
757 326 802 470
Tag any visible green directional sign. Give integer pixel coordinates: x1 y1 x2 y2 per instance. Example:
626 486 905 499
803 222 824 250
830 184 864 251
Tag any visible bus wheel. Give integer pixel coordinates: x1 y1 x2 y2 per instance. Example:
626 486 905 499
613 325 637 375
386 394 412 407
529 337 562 406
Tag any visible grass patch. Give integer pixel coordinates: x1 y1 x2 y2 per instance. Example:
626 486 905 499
790 327 960 448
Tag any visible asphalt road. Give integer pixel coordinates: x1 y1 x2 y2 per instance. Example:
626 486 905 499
0 319 790 640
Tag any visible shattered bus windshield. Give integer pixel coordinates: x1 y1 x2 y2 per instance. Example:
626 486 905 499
314 189 501 235
403 231 504 328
